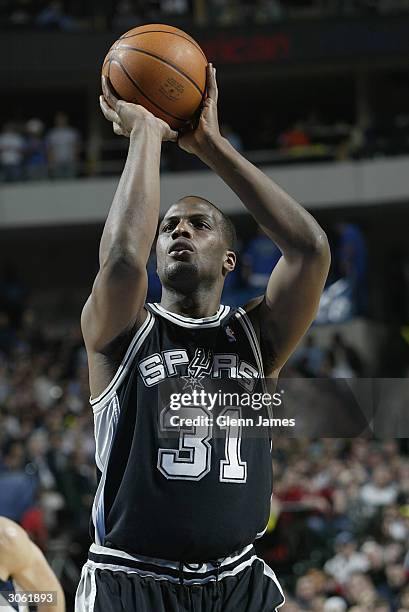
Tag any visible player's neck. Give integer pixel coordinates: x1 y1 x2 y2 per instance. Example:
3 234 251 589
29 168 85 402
160 288 222 319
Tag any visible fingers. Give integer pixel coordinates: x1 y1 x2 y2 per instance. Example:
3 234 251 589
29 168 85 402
99 95 121 125
101 75 119 111
113 122 126 136
165 127 179 142
206 63 218 103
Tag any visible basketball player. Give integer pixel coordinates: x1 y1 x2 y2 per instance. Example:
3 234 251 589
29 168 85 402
76 65 330 611
0 516 65 612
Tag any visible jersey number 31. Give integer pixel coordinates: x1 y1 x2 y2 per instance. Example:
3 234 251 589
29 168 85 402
157 406 247 483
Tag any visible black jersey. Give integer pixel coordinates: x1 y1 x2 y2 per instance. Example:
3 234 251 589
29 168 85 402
89 303 273 563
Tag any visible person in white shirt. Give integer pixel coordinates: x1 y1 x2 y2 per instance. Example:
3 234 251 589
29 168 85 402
0 123 25 182
360 466 398 514
324 532 370 585
46 112 80 179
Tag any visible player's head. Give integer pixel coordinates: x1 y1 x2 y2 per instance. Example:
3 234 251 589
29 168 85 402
156 196 236 295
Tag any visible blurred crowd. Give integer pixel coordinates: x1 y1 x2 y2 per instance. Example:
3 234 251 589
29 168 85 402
3 111 409 182
0 113 81 182
2 0 409 30
267 438 409 612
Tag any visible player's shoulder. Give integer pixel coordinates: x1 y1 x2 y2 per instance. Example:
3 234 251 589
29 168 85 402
0 518 29 555
0 516 28 547
240 295 265 330
0 517 24 539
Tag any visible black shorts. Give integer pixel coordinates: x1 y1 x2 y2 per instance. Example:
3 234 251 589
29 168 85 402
75 544 285 612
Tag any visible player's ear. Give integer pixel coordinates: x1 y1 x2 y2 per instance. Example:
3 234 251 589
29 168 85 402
223 250 236 273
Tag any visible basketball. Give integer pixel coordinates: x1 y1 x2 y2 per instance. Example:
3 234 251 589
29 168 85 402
102 24 208 130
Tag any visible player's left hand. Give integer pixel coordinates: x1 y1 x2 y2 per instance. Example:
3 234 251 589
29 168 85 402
178 63 221 155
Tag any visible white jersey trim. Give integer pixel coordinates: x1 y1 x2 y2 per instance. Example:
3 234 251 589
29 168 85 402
88 542 253 572
235 308 275 449
261 561 286 609
83 555 258 585
91 393 120 544
75 563 97 612
90 311 155 410
149 303 231 328
235 308 266 381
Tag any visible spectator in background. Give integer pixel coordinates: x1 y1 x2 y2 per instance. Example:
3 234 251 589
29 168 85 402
46 112 81 179
253 0 284 23
398 585 409 610
0 440 38 522
113 0 143 30
0 263 28 329
0 122 25 182
335 222 368 314
279 121 311 152
289 335 326 377
210 0 242 25
25 118 47 180
378 563 408 611
242 225 281 297
329 332 364 377
160 0 190 18
344 572 378 609
324 532 370 585
324 597 347 611
221 124 244 152
360 466 398 514
294 574 316 609
36 0 78 31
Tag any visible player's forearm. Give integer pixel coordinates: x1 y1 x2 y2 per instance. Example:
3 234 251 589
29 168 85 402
99 124 162 269
197 135 328 259
14 547 65 611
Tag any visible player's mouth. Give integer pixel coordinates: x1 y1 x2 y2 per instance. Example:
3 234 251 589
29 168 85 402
168 240 194 259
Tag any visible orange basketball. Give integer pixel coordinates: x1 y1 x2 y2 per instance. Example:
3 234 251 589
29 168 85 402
102 24 208 130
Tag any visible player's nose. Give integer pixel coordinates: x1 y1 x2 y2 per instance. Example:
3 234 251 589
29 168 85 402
171 220 192 239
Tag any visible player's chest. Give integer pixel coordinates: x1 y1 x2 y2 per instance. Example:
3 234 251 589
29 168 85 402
136 324 260 390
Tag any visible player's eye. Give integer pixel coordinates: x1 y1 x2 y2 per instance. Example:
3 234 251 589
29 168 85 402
194 221 210 229
162 223 175 232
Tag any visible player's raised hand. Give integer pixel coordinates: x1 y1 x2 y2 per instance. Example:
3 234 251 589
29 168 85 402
99 76 177 142
178 63 221 155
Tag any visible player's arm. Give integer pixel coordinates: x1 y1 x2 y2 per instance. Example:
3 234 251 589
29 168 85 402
179 65 330 375
81 78 177 386
0 517 65 612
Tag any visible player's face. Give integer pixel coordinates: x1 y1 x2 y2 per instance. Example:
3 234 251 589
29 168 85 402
156 200 230 292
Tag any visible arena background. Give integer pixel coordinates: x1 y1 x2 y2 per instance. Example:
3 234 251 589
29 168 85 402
1 1 409 610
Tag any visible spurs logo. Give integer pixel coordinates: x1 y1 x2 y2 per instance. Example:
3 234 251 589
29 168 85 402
188 348 213 378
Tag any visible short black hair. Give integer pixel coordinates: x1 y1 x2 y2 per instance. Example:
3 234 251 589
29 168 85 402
180 195 237 251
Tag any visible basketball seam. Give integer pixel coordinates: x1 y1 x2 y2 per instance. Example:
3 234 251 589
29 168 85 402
119 29 207 61
111 57 191 124
118 45 204 97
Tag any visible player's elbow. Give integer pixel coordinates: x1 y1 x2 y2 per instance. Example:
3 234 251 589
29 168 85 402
302 231 331 266
313 231 331 261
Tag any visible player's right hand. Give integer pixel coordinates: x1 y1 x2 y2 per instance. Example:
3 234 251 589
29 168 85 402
100 76 177 142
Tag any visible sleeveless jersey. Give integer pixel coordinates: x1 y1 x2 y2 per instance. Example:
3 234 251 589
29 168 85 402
89 303 273 563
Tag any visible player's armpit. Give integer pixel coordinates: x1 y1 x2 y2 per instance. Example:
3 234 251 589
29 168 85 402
245 240 330 375
81 256 148 354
